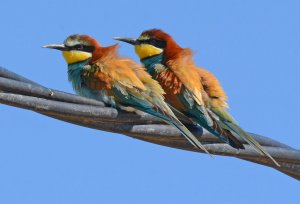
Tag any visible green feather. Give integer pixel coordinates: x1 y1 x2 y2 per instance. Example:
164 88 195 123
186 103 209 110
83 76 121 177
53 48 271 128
112 86 211 155
210 106 280 167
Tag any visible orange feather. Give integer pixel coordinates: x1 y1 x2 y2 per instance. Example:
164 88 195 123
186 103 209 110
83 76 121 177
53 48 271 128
118 29 280 164
142 29 228 109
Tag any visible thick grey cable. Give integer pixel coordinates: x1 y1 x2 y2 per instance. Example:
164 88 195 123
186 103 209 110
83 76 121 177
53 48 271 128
1 67 299 180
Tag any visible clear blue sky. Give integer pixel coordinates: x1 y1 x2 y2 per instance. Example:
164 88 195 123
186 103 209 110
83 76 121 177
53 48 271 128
1 0 299 203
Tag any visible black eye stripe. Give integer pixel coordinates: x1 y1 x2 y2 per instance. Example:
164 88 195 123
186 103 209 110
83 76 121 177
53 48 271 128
74 44 83 49
65 44 95 52
138 38 166 48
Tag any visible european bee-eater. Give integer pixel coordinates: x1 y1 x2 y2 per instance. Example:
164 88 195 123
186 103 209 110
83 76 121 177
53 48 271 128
43 34 210 154
115 29 280 166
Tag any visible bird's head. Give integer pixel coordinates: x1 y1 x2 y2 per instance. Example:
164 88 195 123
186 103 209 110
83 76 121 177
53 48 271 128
115 29 183 61
43 34 100 65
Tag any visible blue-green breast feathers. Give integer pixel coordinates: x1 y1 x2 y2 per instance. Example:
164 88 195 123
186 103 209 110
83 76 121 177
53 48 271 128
67 60 115 106
141 53 164 75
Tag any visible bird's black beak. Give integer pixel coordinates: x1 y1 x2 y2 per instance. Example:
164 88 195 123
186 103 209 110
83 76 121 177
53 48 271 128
42 44 69 51
113 37 137 45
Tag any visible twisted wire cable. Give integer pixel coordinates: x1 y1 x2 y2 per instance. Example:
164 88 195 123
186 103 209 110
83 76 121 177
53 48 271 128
1 67 300 180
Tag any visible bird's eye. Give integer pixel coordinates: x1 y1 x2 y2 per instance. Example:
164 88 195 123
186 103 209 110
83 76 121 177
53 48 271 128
149 39 157 45
74 44 84 50
146 38 166 49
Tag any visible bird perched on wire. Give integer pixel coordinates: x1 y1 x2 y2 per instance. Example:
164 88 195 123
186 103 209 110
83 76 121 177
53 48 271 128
43 34 210 154
115 29 280 166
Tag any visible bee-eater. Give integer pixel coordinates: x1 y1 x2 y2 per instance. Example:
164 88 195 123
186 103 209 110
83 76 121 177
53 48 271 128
115 29 280 166
43 34 210 154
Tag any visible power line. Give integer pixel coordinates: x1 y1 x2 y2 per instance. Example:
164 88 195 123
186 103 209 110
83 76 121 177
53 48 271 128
1 67 300 180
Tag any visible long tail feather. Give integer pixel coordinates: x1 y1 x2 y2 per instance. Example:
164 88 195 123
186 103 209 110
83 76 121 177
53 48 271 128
144 107 211 155
170 119 212 156
223 122 280 166
121 92 212 155
207 107 280 166
189 107 244 149
208 122 244 149
168 105 198 125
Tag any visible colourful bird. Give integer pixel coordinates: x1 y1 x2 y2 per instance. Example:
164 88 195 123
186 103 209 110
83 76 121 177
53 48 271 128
43 34 210 154
115 29 280 166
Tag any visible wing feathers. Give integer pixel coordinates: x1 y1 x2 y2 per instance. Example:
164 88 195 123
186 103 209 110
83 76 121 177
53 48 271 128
165 50 279 165
89 57 210 154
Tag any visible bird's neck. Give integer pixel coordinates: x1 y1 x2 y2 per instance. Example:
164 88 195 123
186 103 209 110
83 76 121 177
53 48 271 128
141 53 165 75
67 59 90 91
89 44 119 63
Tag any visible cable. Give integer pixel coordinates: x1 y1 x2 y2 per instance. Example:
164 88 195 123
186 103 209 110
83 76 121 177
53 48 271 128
1 67 300 180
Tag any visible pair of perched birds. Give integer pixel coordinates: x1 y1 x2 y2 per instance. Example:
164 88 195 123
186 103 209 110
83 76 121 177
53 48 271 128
43 29 279 166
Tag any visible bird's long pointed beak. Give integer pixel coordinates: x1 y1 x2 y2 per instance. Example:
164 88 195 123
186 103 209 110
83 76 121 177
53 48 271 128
113 37 137 45
42 44 68 51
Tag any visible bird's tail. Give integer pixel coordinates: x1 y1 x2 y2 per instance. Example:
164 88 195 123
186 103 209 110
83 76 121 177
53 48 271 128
190 106 245 149
204 107 280 166
207 107 280 166
221 121 280 167
171 119 212 156
146 107 211 155
192 105 280 166
123 93 211 155
205 121 245 149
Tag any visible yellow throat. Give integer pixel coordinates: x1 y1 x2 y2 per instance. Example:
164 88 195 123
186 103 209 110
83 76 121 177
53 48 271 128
135 44 163 59
62 51 92 64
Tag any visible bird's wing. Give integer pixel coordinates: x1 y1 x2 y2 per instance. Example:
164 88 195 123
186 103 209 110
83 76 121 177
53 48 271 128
196 67 228 108
91 58 210 153
165 49 206 105
119 59 211 153
164 51 244 148
167 63 205 106
193 63 279 165
165 51 214 126
93 58 147 92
